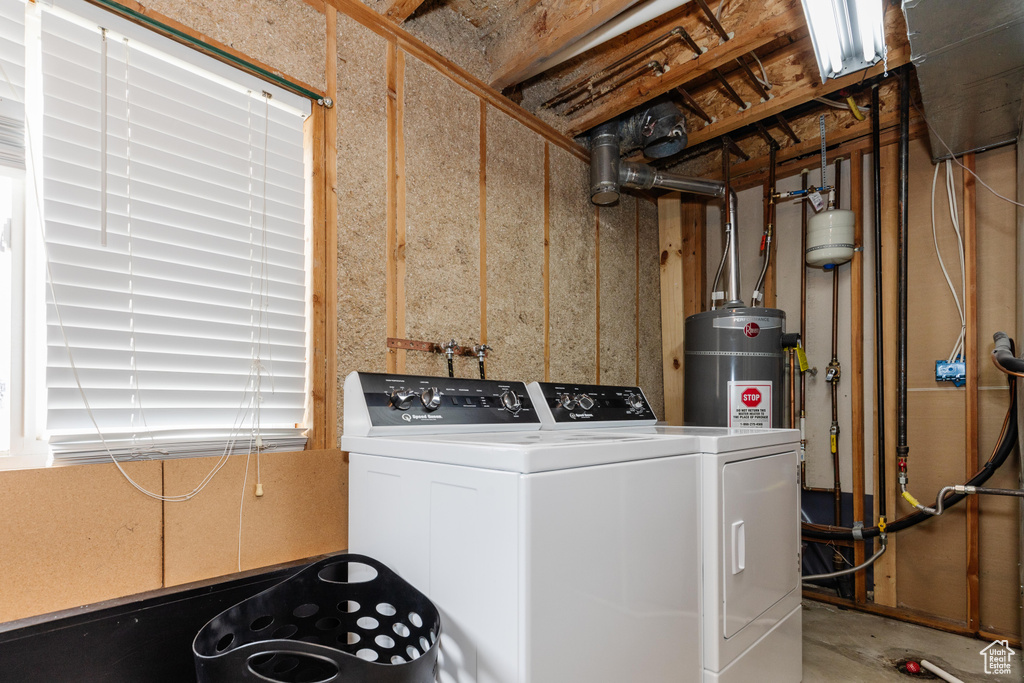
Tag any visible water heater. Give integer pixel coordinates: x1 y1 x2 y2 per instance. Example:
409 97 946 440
684 307 785 428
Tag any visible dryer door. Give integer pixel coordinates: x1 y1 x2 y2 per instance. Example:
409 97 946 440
721 451 799 638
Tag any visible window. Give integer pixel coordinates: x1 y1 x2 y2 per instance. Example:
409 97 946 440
2 0 312 466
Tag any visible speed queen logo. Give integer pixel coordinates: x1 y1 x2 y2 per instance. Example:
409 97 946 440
728 381 772 428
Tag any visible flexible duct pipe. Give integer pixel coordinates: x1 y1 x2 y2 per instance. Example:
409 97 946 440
522 0 694 83
590 121 622 205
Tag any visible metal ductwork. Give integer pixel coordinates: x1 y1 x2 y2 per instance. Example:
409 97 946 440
590 116 742 306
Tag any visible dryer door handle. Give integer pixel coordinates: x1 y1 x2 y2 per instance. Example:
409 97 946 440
731 520 745 575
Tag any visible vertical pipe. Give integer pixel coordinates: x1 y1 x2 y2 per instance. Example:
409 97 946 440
723 139 742 307
790 349 797 429
871 84 887 522
896 67 911 471
800 170 809 486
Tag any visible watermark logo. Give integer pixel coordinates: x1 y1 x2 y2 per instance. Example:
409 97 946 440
402 413 412 422
980 639 1015 676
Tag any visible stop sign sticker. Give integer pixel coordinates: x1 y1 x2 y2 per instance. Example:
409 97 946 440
741 387 761 407
729 381 772 428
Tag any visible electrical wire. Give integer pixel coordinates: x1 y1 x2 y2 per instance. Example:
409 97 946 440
913 98 1024 209
929 160 966 363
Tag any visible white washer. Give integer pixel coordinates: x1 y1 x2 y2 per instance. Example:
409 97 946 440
343 371 704 683
527 381 803 683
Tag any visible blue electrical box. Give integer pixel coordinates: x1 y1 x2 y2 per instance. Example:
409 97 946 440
935 358 966 387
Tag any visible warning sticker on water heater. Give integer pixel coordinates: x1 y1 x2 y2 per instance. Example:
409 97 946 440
728 380 772 428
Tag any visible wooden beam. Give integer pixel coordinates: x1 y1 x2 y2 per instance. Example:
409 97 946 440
488 0 647 90
963 152 980 634
383 0 428 23
321 0 589 162
681 197 706 317
304 105 328 450
875 140 899 607
543 144 551 382
850 148 866 604
385 44 407 373
324 6 339 449
565 0 803 136
659 193 685 425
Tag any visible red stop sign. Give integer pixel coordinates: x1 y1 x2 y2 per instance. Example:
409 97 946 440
741 388 761 407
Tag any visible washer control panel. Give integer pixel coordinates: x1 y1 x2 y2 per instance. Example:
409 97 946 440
344 372 540 436
527 382 657 429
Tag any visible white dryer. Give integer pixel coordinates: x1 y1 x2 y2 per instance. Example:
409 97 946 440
527 381 803 683
342 371 703 683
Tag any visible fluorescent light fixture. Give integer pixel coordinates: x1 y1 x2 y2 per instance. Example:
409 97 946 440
800 0 887 82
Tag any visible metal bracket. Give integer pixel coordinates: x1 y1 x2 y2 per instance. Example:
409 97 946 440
852 521 864 541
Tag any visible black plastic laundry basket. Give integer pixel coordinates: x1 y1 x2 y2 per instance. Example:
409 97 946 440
193 554 441 683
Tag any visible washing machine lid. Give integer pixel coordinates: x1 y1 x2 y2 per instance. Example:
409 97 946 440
342 430 701 473
586 426 800 453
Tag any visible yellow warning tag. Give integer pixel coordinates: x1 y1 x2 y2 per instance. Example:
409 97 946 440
796 346 809 372
830 433 837 454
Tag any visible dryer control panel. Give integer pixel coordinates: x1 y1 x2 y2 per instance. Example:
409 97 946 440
527 382 657 430
343 371 540 436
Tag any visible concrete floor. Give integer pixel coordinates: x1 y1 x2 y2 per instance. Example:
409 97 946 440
802 600 1022 682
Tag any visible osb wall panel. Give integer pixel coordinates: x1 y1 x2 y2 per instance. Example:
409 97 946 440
896 391 968 623
163 450 346 586
548 146 596 384
144 0 328 91
973 144 1018 635
599 194 638 387
638 198 664 419
0 462 163 622
484 106 545 383
335 13 388 436
401 54 481 378
893 140 1018 632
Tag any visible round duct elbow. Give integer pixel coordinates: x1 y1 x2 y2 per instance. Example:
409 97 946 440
620 101 688 159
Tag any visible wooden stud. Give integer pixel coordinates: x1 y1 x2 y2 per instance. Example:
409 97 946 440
874 140 899 607
595 208 601 384
681 198 707 317
304 106 328 450
658 193 685 425
963 152 980 634
543 144 551 382
320 0 588 162
383 0 429 23
480 100 489 344
850 149 866 603
488 0 649 90
636 199 642 386
324 6 339 449
385 45 407 373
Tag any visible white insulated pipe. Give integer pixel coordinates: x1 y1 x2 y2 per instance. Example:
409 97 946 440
919 660 965 683
521 0 694 82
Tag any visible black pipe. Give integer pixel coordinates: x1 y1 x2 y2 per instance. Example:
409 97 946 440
994 332 1024 374
804 337 1019 541
871 83 887 521
896 67 910 468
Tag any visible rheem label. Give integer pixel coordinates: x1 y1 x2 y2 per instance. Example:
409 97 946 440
728 380 772 428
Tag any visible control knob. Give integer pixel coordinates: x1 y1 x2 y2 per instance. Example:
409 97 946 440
500 390 522 415
420 387 442 412
388 388 417 411
626 393 646 411
557 393 577 410
576 394 595 411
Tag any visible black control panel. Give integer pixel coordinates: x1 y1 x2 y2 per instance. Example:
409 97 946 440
531 382 655 424
356 372 540 428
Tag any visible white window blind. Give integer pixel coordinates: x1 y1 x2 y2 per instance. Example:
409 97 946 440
0 0 25 168
38 5 310 462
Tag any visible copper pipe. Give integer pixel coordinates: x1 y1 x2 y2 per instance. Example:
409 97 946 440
799 170 809 487
789 349 797 429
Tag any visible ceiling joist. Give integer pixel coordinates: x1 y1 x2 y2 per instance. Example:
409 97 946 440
383 0 430 23
563 0 803 135
488 0 647 90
